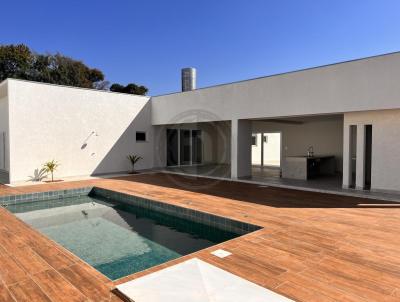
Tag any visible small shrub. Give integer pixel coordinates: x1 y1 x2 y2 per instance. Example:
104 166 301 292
43 160 60 182
127 155 142 173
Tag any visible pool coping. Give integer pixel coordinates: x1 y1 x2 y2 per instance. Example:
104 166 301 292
1 186 261 236
1 185 263 283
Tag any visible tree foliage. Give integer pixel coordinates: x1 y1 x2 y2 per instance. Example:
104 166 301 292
0 44 148 95
110 83 148 95
0 44 33 80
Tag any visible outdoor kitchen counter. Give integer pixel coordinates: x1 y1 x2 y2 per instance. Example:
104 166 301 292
282 155 336 180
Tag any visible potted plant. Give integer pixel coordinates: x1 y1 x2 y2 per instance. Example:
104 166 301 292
127 155 142 174
43 160 60 182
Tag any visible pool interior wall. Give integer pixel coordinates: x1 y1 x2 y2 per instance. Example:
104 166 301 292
1 187 261 280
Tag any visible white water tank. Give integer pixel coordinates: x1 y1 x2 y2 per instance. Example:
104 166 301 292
181 68 196 92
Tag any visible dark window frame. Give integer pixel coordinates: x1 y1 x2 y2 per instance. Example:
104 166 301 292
136 131 147 142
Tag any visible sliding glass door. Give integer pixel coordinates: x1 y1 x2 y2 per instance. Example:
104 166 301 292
167 129 179 166
180 130 191 165
192 130 202 164
167 129 202 166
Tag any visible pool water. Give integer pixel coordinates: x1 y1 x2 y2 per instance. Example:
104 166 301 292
9 195 238 280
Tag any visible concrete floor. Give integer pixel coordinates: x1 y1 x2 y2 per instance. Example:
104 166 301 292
164 164 343 191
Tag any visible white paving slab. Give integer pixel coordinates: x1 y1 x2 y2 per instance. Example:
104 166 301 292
210 249 232 258
116 258 294 302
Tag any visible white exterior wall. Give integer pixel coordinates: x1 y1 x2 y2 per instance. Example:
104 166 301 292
0 81 10 183
152 53 400 124
231 119 252 178
7 80 153 183
343 109 400 193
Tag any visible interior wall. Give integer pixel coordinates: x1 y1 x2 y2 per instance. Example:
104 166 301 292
153 121 231 168
251 133 262 165
344 109 400 193
252 117 343 172
7 80 153 183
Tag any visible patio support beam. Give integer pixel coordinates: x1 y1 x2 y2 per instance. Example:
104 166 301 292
231 119 252 178
342 125 351 188
356 125 366 190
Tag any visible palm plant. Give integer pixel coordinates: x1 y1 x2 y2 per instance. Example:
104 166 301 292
43 160 59 182
127 155 142 173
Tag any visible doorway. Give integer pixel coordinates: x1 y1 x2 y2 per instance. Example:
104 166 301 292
364 125 372 190
349 125 357 188
167 129 203 167
251 132 281 167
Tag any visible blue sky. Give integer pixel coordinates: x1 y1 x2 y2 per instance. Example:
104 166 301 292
1 0 399 95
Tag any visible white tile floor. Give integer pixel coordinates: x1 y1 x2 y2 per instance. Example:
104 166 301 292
116 258 294 302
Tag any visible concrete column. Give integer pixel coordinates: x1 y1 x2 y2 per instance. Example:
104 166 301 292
231 119 252 178
342 124 351 188
356 124 365 190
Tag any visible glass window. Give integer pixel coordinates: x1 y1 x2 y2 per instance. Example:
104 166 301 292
136 132 146 142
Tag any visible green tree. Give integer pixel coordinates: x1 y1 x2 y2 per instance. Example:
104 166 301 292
110 82 148 95
0 44 148 95
45 54 105 88
110 83 125 92
0 44 34 81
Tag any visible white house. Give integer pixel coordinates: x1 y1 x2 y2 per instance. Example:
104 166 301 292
1 52 400 194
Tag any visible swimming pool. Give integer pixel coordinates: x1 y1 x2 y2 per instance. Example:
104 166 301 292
5 187 260 280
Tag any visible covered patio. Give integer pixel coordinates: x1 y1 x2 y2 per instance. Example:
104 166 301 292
161 114 349 195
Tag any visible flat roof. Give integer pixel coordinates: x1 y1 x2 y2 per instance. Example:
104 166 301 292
0 78 150 99
153 50 400 98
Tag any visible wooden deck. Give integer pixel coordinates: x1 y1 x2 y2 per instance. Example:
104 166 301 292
0 172 400 301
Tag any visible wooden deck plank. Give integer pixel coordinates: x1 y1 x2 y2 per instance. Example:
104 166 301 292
58 264 111 302
10 246 51 275
8 279 51 302
0 255 29 286
0 282 15 302
0 173 399 301
32 269 87 302
30 243 76 271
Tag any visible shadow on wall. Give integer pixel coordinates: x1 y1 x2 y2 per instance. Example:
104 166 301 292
28 168 47 182
92 102 153 175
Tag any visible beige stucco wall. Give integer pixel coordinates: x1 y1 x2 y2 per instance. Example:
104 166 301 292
7 79 153 183
343 109 400 192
